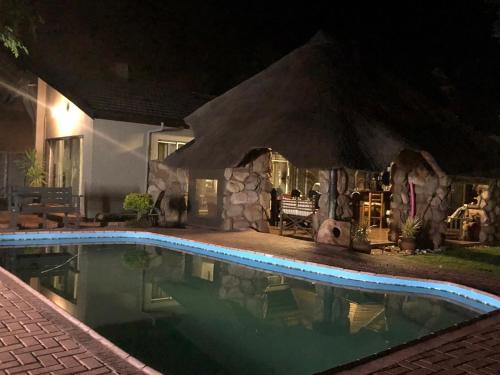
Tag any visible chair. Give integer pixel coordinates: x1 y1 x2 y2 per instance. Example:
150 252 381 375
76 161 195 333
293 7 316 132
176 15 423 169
148 191 165 226
279 197 316 238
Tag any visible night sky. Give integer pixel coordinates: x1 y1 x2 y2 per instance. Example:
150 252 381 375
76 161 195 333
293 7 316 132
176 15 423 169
22 1 500 135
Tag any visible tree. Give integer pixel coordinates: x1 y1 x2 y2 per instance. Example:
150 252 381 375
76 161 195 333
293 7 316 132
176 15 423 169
0 0 40 57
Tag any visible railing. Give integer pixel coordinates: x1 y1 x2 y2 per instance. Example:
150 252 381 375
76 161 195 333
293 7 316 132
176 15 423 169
446 216 466 240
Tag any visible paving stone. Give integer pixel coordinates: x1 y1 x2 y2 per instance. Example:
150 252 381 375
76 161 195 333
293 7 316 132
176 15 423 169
5 362 42 374
329 310 500 375
28 364 65 374
37 354 59 367
14 352 37 365
79 356 104 369
0 275 146 375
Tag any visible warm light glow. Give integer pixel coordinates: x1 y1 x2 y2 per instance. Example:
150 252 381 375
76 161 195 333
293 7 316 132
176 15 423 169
51 99 83 130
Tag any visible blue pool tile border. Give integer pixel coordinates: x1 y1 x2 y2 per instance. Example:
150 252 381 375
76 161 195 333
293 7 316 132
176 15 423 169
1 230 499 313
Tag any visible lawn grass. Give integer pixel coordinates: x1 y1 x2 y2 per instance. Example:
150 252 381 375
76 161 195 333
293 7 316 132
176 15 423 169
403 246 500 276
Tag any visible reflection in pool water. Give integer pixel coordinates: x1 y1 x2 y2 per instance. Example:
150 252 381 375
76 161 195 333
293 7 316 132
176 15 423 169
0 244 480 375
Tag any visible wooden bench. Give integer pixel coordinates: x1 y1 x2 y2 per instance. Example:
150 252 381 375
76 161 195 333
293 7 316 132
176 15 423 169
279 197 316 238
8 187 81 229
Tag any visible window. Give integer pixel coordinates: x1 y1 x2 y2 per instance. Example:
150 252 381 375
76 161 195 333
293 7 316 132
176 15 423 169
157 141 186 160
191 256 215 282
194 179 218 217
150 282 173 302
271 152 319 197
272 152 289 193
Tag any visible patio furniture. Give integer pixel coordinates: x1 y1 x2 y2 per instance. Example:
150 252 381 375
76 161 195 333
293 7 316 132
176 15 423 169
8 186 81 229
148 190 165 226
279 197 316 238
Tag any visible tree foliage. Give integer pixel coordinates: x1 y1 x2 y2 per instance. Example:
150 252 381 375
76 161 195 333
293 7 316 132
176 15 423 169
123 193 153 220
0 0 40 57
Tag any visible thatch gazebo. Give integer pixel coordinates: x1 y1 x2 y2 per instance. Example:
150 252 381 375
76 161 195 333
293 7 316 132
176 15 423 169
166 32 500 248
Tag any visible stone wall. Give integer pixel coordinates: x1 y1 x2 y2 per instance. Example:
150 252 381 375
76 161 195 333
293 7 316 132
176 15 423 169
315 168 355 247
390 152 450 249
147 161 188 226
222 152 273 232
317 168 355 224
478 180 500 243
218 263 268 318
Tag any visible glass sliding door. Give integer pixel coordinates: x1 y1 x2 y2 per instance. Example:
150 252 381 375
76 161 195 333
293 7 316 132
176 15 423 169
194 179 218 217
271 152 319 197
46 137 83 195
271 152 289 193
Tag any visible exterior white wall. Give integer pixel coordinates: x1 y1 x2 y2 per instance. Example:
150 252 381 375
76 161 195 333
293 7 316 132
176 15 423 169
35 79 94 215
89 119 157 216
35 78 185 218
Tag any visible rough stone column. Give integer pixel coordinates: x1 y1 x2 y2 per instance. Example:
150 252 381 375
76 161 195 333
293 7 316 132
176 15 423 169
390 152 450 249
317 168 355 225
147 161 189 226
389 167 409 242
218 262 267 317
222 151 272 232
313 285 350 333
479 180 500 243
316 168 355 246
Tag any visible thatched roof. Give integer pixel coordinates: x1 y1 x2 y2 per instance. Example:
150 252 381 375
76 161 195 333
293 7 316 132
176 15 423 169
166 32 500 178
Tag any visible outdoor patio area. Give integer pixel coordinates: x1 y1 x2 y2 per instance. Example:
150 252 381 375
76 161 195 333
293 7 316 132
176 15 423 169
1 3 500 374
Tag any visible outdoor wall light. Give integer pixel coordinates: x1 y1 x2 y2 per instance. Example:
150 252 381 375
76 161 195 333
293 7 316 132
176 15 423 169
51 98 81 131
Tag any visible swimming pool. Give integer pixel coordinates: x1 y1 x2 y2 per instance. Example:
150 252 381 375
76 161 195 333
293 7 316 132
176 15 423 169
0 231 499 375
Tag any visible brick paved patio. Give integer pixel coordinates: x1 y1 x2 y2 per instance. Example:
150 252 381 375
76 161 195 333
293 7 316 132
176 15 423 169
0 266 157 375
321 309 500 374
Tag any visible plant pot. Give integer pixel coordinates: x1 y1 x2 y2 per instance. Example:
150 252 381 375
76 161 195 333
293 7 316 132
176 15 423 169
399 237 416 254
352 240 371 253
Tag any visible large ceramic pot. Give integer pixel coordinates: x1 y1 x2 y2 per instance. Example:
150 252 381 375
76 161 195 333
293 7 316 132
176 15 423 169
352 240 371 253
399 237 416 254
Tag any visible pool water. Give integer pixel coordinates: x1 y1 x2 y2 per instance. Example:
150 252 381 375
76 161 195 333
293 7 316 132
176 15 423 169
0 243 480 375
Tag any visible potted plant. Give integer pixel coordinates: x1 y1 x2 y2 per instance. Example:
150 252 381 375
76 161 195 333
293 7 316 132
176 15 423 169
399 216 422 254
123 193 153 226
16 149 45 187
351 222 371 253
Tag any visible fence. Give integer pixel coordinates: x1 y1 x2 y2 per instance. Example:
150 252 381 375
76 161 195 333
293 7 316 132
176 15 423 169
0 152 24 199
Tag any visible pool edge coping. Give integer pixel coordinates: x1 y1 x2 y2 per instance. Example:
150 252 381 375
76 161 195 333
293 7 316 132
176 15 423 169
0 263 162 375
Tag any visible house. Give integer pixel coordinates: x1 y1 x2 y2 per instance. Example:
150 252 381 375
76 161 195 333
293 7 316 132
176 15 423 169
34 76 207 218
165 32 500 247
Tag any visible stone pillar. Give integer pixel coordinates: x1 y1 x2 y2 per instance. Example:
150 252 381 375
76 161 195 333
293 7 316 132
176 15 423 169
317 168 355 224
390 152 450 249
147 161 188 226
479 180 500 243
313 285 350 334
316 168 355 247
218 262 266 317
389 167 409 242
222 151 272 232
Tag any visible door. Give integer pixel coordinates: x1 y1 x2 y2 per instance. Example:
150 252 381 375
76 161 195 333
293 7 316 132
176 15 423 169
46 137 83 195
